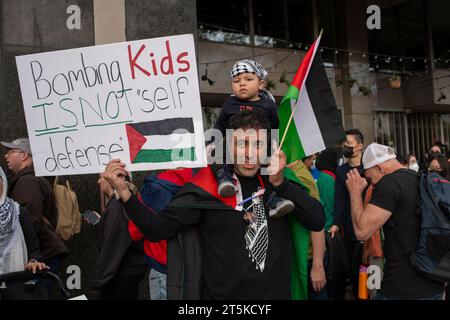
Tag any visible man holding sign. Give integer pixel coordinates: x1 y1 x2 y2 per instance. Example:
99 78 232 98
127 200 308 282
102 111 324 299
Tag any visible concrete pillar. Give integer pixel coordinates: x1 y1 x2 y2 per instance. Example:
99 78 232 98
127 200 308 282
340 0 375 144
124 0 197 41
93 0 126 44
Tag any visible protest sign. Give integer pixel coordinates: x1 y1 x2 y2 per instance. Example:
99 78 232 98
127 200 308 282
16 34 206 176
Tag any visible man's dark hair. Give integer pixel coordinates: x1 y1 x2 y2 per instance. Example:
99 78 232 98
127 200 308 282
315 146 341 174
229 110 271 130
345 128 364 145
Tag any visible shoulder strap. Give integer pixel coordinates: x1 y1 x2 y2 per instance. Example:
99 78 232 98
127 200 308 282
389 169 420 267
53 176 59 188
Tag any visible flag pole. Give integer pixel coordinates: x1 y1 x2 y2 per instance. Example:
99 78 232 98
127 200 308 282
277 29 323 153
278 98 299 152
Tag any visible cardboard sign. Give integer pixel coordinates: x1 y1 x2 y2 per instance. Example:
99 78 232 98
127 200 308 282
16 34 206 176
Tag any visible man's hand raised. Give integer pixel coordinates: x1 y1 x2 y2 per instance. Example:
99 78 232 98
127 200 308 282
268 148 287 187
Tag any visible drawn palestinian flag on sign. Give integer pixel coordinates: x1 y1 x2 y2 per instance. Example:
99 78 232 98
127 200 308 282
126 118 196 164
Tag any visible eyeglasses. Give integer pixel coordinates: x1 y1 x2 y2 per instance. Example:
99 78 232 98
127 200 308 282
6 149 24 155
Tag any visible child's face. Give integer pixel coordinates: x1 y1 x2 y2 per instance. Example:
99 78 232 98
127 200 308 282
231 73 264 101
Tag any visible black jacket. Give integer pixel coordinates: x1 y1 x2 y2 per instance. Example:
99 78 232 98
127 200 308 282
91 199 146 290
8 165 69 260
19 207 42 262
214 96 279 134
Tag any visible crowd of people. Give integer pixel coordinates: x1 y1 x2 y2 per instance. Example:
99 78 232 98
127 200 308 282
1 59 449 300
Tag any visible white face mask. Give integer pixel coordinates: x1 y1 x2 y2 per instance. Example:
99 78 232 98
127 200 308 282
409 163 419 172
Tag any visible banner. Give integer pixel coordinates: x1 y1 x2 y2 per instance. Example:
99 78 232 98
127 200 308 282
16 34 206 176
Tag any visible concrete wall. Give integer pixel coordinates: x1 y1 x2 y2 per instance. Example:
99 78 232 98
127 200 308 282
339 0 375 144
94 0 126 45
125 0 197 41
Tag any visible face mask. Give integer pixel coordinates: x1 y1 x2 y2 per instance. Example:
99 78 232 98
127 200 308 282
409 163 419 172
342 146 354 159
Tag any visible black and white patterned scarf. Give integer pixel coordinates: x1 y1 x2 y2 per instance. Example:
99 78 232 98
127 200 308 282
243 190 268 272
0 167 21 267
230 59 269 80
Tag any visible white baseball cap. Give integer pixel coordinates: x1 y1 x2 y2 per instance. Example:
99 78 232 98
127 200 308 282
362 143 397 169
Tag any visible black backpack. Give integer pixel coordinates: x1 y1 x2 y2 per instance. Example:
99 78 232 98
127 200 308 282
397 171 450 283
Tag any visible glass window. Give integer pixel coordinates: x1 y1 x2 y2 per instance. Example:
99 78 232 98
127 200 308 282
368 0 426 72
398 0 426 71
430 0 450 69
197 0 251 45
252 0 313 48
368 6 400 56
285 0 313 45
197 0 314 49
253 0 289 48
316 0 337 63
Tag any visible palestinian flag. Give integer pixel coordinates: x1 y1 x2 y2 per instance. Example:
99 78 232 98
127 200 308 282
126 118 196 163
279 31 345 163
169 166 239 210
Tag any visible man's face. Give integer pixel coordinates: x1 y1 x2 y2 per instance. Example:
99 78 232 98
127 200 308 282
343 134 363 158
232 128 267 177
4 149 27 173
304 154 317 171
231 73 264 101
364 165 384 185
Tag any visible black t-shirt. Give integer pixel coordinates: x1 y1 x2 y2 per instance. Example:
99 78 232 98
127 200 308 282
200 174 291 299
369 169 444 299
214 96 279 135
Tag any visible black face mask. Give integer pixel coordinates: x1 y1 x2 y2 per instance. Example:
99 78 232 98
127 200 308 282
342 145 354 158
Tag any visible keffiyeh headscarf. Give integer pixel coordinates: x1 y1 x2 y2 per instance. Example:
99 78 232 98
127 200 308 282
230 59 268 80
230 59 275 101
0 166 21 267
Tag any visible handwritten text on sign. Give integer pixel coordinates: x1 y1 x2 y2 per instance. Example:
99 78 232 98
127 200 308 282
16 34 206 176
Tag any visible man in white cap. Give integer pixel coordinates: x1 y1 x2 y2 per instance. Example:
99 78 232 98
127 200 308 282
1 138 69 281
346 143 445 300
